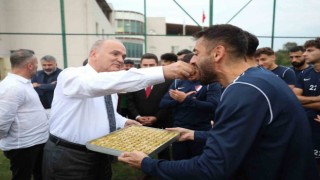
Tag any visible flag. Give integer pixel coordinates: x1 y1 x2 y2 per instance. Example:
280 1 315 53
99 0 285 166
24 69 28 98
202 10 206 23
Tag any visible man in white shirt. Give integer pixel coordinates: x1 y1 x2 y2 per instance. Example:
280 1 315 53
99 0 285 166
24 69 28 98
42 39 196 180
0 49 48 180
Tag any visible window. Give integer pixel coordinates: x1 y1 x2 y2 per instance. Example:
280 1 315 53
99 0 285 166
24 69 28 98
116 19 144 34
117 20 124 33
123 42 143 58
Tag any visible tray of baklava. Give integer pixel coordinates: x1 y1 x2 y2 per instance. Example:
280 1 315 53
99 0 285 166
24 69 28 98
86 125 179 157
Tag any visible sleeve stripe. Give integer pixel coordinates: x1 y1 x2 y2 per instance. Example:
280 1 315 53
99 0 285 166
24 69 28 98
282 68 290 78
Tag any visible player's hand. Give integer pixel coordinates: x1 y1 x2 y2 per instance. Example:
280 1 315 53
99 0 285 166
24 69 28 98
169 89 196 102
118 151 148 169
166 127 194 141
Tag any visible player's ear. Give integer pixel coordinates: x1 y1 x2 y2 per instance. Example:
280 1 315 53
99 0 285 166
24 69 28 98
211 45 226 63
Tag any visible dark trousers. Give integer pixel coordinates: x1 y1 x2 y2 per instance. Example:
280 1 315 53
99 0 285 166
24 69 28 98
3 143 45 180
172 140 206 160
43 138 112 180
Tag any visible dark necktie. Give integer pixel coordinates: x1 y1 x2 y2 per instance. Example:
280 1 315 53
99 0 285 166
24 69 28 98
145 86 152 98
104 95 116 132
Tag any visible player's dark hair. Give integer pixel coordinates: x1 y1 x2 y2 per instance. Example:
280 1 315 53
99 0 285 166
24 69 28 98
244 31 259 57
289 46 305 53
177 49 192 56
160 53 177 62
304 37 320 49
255 47 275 57
193 24 248 58
182 53 194 63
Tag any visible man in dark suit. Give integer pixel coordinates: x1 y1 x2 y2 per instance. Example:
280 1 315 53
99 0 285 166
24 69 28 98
127 53 172 160
32 55 62 109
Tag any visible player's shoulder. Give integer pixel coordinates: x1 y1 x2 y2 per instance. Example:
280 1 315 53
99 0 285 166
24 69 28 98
300 66 314 76
278 65 292 72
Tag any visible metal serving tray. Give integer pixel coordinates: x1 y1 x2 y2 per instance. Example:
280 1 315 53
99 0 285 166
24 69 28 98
86 126 179 157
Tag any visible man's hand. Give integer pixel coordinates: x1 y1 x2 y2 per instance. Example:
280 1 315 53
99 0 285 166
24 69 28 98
137 116 157 126
163 61 199 80
146 116 157 124
32 82 40 88
166 127 195 141
169 89 196 102
118 151 148 169
137 116 150 126
125 119 142 127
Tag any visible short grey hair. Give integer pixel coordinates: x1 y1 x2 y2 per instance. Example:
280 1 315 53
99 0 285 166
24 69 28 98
90 39 105 52
10 49 35 68
41 55 56 62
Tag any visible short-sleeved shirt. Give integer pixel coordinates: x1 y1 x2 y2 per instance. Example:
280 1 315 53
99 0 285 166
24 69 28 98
290 65 313 78
296 67 320 158
271 65 296 86
160 80 221 130
141 67 318 180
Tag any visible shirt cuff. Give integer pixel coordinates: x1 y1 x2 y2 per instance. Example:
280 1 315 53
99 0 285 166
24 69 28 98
116 115 127 129
141 157 156 174
194 130 208 142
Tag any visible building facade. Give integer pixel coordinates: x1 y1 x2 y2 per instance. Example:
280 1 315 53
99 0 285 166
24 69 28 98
0 0 115 78
0 0 199 80
146 17 196 58
114 10 145 64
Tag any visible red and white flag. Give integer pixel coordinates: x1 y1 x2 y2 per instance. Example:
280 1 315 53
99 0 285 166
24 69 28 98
202 10 206 23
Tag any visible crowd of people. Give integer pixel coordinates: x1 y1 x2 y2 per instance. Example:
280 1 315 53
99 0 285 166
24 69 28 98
0 24 320 180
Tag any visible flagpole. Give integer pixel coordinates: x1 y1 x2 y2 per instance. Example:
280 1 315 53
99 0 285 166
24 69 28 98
209 0 213 26
182 17 186 35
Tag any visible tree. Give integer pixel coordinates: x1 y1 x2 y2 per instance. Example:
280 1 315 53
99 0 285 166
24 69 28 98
275 50 290 66
282 42 298 51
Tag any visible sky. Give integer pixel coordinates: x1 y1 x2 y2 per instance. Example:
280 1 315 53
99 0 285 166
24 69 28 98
107 0 320 51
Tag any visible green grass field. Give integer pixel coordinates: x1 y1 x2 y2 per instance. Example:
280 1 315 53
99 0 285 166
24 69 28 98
0 151 10 179
0 151 144 180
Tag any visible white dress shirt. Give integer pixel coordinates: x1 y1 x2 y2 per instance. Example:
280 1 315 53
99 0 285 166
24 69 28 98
0 73 49 151
49 65 164 145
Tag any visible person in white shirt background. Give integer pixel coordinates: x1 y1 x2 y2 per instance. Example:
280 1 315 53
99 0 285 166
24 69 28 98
42 39 196 180
0 49 48 180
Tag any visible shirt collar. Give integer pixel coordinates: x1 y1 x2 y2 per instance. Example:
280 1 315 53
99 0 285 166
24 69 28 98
84 64 99 74
7 73 31 83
